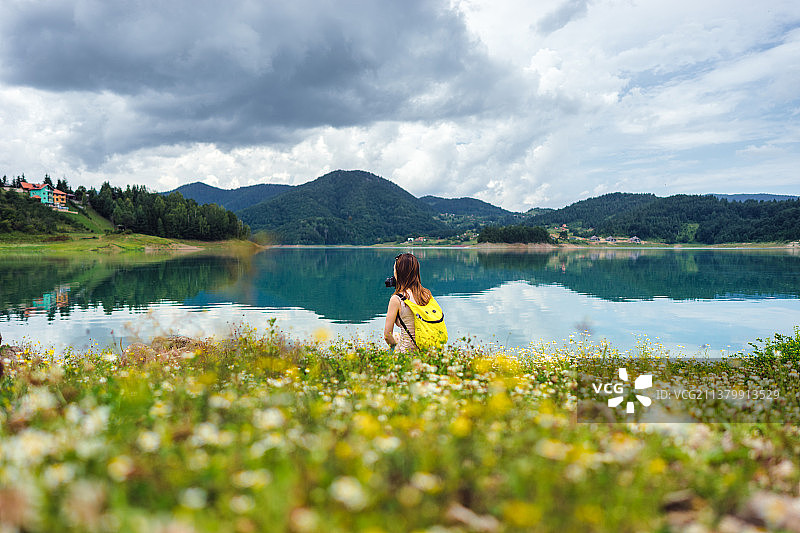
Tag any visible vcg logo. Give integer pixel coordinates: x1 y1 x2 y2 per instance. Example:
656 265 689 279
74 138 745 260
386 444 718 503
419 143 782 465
591 368 653 413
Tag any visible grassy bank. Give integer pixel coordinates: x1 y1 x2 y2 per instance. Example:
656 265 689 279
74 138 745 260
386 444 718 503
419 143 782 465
0 233 262 255
1 328 799 532
62 204 116 233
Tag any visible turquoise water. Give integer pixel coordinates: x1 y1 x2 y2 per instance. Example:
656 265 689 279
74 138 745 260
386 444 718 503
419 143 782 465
1 247 799 354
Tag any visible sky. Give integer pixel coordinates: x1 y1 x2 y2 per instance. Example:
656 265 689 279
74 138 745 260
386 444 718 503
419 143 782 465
1 0 798 211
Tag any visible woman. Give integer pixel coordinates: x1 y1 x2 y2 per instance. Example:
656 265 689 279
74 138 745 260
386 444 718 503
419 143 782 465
383 253 432 352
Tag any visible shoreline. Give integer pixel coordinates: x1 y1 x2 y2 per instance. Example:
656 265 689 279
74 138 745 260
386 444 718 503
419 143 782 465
0 233 264 256
1 232 797 255
275 241 797 251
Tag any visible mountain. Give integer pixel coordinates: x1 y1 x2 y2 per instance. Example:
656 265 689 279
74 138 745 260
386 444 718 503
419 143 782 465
166 182 292 212
420 195 512 216
711 193 799 202
237 170 450 244
598 194 800 243
528 192 659 228
525 192 800 243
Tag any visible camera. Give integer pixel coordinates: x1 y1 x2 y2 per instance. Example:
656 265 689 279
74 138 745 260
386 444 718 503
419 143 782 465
385 276 396 288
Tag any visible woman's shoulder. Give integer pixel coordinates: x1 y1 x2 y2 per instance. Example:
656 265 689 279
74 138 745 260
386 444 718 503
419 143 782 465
397 290 417 304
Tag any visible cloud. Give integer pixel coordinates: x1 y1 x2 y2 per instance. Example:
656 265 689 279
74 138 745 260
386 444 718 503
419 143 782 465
535 0 590 35
0 0 506 160
1 0 799 211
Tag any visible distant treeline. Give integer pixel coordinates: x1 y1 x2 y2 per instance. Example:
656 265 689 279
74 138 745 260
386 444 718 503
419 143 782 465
599 195 800 243
88 183 250 240
531 193 800 243
477 224 553 244
0 188 86 234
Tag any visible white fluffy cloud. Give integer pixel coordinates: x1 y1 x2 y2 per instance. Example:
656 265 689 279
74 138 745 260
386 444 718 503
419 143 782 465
1 0 798 210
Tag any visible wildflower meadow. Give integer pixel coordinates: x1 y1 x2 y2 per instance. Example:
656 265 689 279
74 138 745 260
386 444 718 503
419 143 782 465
1 324 799 532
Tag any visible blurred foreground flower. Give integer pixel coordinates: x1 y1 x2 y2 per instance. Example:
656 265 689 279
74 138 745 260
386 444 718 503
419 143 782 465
137 430 161 453
329 476 368 511
107 455 134 482
312 327 331 343
63 481 106 530
180 488 207 510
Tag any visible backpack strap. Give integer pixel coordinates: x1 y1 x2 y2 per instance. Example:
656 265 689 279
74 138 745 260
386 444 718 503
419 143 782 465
401 295 445 323
395 294 419 351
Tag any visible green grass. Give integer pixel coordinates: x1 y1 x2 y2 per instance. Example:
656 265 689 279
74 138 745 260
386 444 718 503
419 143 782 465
2 327 799 532
0 232 260 255
0 201 260 255
62 204 115 233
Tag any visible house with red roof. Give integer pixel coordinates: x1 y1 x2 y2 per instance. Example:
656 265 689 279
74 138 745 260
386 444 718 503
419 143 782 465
20 181 55 206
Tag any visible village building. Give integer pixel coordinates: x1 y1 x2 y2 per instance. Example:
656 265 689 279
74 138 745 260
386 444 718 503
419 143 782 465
23 182 54 204
53 188 68 209
15 181 71 211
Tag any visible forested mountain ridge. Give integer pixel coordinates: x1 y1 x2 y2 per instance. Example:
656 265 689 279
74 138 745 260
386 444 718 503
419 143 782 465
527 191 800 243
420 195 512 216
237 170 449 244
165 182 292 212
597 194 800 243
711 193 799 202
529 192 659 229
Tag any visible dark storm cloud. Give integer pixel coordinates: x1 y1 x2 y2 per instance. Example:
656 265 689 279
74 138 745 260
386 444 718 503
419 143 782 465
536 0 590 35
0 0 507 160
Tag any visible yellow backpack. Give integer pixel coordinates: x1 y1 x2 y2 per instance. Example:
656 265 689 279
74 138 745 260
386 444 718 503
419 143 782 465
397 294 448 350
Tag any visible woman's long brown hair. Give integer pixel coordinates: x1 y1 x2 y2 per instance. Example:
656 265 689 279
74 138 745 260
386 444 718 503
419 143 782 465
394 253 431 305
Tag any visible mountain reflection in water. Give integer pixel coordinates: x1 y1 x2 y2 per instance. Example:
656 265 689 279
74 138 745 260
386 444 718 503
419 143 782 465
1 247 799 352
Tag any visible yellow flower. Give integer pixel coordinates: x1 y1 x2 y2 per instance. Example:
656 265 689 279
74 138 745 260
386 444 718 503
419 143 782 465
353 413 381 438
495 354 521 376
450 416 472 437
312 327 331 343
503 500 541 528
334 441 354 459
473 358 492 374
575 504 603 525
648 457 667 475
487 392 512 415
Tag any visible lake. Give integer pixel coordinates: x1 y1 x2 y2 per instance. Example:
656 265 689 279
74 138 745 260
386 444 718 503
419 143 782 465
1 246 799 355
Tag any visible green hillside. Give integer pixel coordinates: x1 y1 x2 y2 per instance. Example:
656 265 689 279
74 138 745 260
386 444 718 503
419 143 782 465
598 194 800 243
166 182 292 212
63 204 114 233
238 170 449 244
420 195 512 216
524 192 800 243
528 192 658 229
420 195 521 235
0 188 89 235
